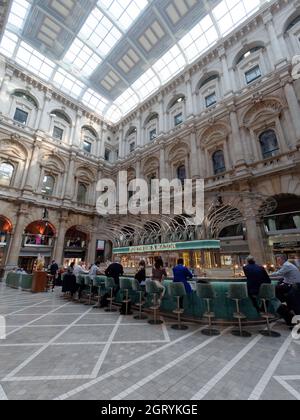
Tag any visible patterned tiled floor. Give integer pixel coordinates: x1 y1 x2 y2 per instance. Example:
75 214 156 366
0 284 299 400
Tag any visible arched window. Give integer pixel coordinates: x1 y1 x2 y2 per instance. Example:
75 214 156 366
41 175 55 196
212 150 226 175
236 47 263 65
259 130 279 159
50 110 71 124
177 165 186 185
0 163 14 186
77 183 87 204
12 91 38 108
286 15 300 32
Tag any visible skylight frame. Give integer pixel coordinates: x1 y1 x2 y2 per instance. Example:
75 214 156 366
114 87 139 116
212 0 262 36
64 38 102 77
152 45 186 85
131 68 161 102
15 41 56 81
0 30 18 59
79 7 122 58
179 15 219 64
82 88 109 115
7 0 31 31
53 67 85 99
99 0 148 31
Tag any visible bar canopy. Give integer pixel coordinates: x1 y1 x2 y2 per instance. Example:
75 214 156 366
113 240 221 255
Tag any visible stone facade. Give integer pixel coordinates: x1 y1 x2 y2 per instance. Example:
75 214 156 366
0 0 300 273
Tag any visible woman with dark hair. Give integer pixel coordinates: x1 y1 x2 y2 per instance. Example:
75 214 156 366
152 258 167 304
135 260 146 284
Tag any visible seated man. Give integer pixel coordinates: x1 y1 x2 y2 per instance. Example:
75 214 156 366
243 255 271 315
272 254 300 325
173 259 193 308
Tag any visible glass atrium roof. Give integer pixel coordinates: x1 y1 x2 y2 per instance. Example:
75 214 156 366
0 0 271 124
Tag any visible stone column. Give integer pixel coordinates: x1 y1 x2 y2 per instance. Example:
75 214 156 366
100 124 107 159
158 94 165 135
219 46 232 95
230 109 245 166
72 110 82 148
242 196 266 265
263 12 285 67
159 147 166 179
190 131 200 178
118 126 124 159
284 81 300 143
23 137 42 192
0 66 14 115
64 153 76 200
38 91 52 132
87 231 98 265
5 206 27 272
53 214 68 266
185 73 194 119
136 112 142 148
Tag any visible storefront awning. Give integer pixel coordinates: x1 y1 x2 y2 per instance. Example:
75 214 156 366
113 240 220 255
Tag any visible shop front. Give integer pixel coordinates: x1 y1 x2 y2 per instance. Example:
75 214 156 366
269 234 300 263
19 220 56 272
113 240 221 275
63 227 88 267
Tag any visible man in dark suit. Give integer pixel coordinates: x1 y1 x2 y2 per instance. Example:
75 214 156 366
243 255 271 314
105 257 124 290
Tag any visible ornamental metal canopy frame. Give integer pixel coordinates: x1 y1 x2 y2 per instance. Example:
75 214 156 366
76 192 277 248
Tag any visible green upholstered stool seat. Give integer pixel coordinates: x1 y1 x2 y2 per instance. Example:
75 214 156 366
84 276 94 306
258 284 281 338
169 282 188 330
228 284 251 337
131 279 147 320
105 277 117 313
93 276 106 309
196 283 220 336
146 280 163 325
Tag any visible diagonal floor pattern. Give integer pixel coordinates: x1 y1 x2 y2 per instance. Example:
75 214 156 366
0 284 299 400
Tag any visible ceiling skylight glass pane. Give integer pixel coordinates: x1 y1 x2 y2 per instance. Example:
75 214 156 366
15 42 56 81
132 69 160 102
99 0 148 30
82 88 108 114
53 68 85 99
64 38 102 77
105 104 122 123
152 45 186 84
179 15 218 63
114 87 139 115
79 7 122 57
7 0 30 30
213 0 261 36
0 31 18 58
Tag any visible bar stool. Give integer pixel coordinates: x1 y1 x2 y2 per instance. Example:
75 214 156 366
196 283 220 336
105 277 117 313
146 280 163 325
84 275 94 306
131 279 147 320
169 282 188 330
120 278 133 315
228 284 252 337
75 275 85 303
93 276 106 309
46 274 54 292
259 284 281 338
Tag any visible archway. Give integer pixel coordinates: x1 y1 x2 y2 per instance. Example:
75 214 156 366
63 226 88 266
